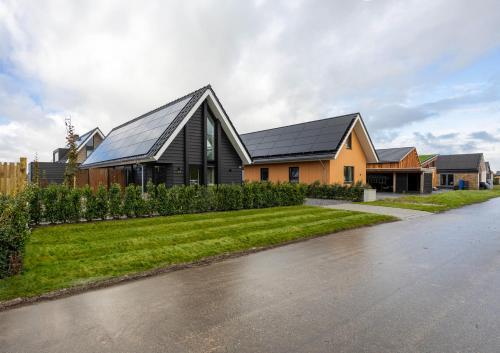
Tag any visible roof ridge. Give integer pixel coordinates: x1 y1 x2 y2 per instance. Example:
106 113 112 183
376 146 414 151
241 113 359 136
110 85 211 133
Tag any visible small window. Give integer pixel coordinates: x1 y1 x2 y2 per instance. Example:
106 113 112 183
207 116 215 161
260 168 269 182
345 133 352 149
289 167 299 183
207 166 215 185
53 151 59 162
440 173 454 186
189 165 201 185
344 166 354 184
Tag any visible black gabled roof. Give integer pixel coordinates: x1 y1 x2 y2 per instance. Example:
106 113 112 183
376 147 414 163
436 153 483 172
81 85 211 168
240 113 358 162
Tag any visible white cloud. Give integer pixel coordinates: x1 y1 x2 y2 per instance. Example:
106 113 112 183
0 0 499 167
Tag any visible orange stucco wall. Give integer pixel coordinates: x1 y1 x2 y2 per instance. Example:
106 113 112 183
243 130 367 185
244 160 330 184
329 130 366 184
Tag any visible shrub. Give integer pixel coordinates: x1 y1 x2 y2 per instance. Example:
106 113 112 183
156 183 174 216
42 184 59 223
146 180 158 216
122 184 137 217
25 184 42 225
306 181 364 202
134 185 148 217
82 185 97 221
95 185 109 220
67 187 82 222
0 192 30 278
108 183 122 219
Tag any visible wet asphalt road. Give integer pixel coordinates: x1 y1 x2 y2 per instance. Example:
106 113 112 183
1 199 500 353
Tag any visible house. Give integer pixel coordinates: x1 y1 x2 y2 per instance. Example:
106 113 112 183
419 154 438 187
240 113 378 185
494 171 500 185
485 162 493 184
366 147 434 193
53 127 105 163
29 127 105 185
436 153 486 189
80 85 251 189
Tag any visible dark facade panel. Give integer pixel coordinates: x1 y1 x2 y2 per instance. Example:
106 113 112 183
157 99 242 185
186 106 203 165
423 173 433 193
30 162 67 185
219 128 243 184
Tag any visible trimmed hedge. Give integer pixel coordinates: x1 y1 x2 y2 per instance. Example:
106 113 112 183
23 181 307 225
0 191 31 279
306 181 365 202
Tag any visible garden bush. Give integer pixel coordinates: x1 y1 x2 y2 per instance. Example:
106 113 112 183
108 183 122 219
17 181 307 225
0 192 30 278
306 181 365 201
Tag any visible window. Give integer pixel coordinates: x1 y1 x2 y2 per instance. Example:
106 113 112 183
207 166 215 185
345 133 352 149
344 166 354 184
440 173 454 186
86 147 94 157
189 165 201 185
53 151 59 162
289 167 299 183
207 116 215 161
260 168 269 182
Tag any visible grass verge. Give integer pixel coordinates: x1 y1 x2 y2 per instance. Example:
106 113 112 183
0 206 394 303
364 188 500 213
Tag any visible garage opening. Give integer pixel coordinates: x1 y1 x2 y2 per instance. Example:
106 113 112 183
367 173 394 192
407 173 420 192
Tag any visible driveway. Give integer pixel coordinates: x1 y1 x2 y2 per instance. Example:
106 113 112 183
323 203 432 220
1 198 500 353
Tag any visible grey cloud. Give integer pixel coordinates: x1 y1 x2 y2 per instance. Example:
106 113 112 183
469 131 500 142
413 132 479 154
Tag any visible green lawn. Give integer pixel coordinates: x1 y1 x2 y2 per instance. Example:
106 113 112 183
364 188 500 213
0 206 394 302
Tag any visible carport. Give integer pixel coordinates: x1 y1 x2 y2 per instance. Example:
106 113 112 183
366 147 433 194
367 168 433 193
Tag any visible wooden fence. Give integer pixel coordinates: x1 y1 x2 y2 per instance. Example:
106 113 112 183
76 167 126 191
0 157 27 196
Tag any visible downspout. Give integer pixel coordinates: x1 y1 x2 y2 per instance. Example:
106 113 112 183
141 164 144 195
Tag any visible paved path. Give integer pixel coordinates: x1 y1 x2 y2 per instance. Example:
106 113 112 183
322 203 432 220
1 199 500 353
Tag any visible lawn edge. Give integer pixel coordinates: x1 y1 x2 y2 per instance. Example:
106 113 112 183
0 216 397 312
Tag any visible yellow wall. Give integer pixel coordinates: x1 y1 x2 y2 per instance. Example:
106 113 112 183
243 129 367 185
329 129 366 184
244 160 330 184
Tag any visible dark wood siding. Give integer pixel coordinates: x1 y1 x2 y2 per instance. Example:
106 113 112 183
186 106 203 165
156 100 243 185
159 127 185 186
31 162 66 185
219 128 242 184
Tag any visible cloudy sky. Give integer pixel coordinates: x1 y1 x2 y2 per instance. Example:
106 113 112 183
1 0 499 169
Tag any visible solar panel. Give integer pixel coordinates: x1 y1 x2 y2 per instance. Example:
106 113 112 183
83 96 191 165
240 114 356 158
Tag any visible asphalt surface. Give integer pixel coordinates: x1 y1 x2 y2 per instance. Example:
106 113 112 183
1 199 500 353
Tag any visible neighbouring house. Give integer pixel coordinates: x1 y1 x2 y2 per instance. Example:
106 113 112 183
29 127 105 185
366 147 434 193
240 113 378 185
52 127 105 164
485 161 493 184
436 153 486 190
494 171 500 185
419 153 439 188
80 85 251 189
